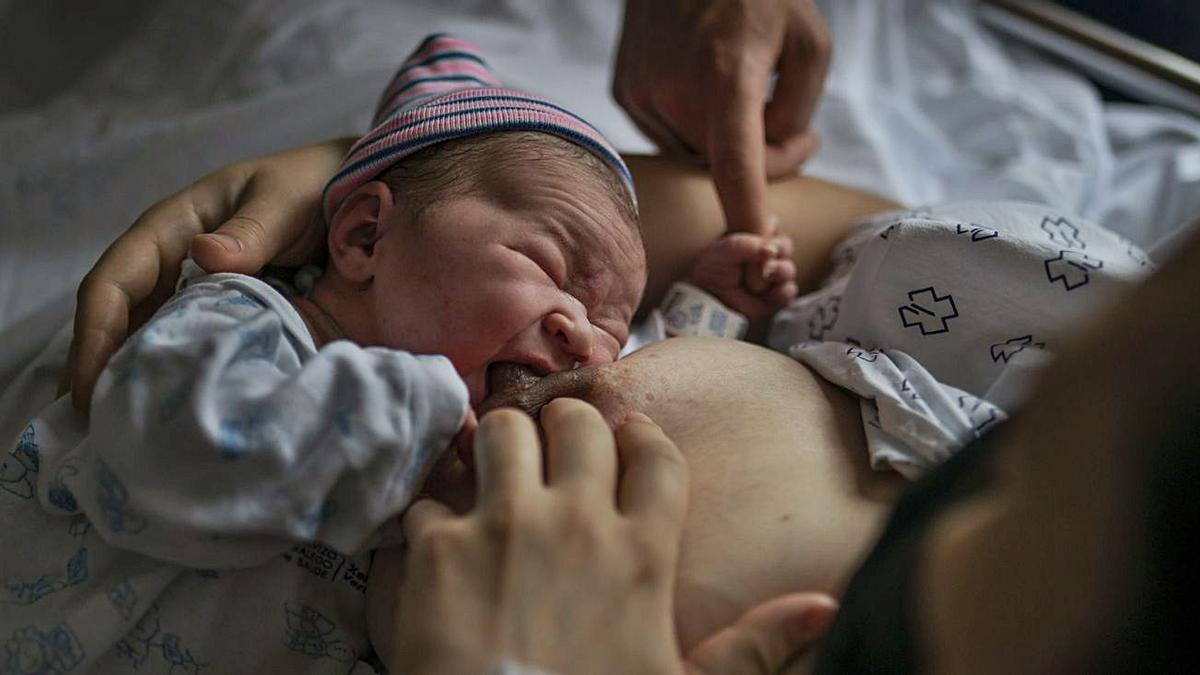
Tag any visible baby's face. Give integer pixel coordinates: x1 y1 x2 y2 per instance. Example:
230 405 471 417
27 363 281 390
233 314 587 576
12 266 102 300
371 169 645 407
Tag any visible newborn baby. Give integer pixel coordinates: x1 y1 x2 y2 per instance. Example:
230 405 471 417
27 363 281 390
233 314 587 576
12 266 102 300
0 35 646 674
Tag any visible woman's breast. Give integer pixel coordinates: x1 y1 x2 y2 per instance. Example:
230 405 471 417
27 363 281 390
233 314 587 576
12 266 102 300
607 337 906 651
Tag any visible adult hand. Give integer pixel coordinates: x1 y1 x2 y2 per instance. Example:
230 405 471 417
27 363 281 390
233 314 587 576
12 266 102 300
613 0 831 236
66 138 352 412
368 399 837 675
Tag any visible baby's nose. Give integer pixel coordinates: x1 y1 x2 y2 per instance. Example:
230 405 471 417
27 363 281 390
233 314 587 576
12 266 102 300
543 311 594 367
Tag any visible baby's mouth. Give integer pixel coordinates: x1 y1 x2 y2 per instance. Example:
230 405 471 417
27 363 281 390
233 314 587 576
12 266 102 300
485 362 543 404
478 362 546 417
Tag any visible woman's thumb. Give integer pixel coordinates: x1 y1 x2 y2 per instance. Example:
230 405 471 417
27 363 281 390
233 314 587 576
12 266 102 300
685 593 838 674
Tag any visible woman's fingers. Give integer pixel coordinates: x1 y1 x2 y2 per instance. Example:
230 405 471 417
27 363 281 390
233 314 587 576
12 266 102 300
764 132 822 179
401 498 456 543
616 412 688 534
684 593 839 675
68 202 197 411
473 409 544 507
188 165 326 274
66 139 351 412
189 193 326 274
541 398 618 495
763 1 832 150
708 68 772 237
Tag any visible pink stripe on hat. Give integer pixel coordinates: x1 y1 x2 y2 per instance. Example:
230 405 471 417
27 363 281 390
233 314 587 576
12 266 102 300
323 34 635 223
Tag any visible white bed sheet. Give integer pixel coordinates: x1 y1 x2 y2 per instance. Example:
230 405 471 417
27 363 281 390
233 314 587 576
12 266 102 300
2 0 1199 392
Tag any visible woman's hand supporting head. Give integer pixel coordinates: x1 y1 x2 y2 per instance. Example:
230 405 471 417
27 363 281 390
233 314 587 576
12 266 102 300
66 138 352 412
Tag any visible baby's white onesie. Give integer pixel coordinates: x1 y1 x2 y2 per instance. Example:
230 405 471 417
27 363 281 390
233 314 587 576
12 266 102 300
0 261 467 674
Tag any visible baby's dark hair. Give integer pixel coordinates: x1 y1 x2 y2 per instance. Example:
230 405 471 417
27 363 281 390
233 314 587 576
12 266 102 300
378 131 638 232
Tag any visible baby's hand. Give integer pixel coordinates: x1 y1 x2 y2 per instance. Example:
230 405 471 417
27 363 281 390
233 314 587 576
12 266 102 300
687 231 798 320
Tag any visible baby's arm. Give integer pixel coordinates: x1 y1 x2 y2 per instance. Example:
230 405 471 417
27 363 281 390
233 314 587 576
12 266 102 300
71 274 467 569
686 228 799 320
625 155 901 316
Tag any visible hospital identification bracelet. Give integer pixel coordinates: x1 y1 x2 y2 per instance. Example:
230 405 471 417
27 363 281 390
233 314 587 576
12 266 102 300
660 281 749 340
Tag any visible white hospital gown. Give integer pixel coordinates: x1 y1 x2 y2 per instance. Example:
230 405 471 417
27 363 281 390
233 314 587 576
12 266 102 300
0 263 468 674
770 201 1153 479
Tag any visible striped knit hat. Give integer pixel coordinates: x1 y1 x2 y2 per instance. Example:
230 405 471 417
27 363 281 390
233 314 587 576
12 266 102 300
322 34 635 223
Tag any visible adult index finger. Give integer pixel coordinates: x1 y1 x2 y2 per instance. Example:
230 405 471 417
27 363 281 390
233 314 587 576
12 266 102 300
616 413 688 536
707 66 772 235
540 398 618 498
401 498 456 545
473 408 544 508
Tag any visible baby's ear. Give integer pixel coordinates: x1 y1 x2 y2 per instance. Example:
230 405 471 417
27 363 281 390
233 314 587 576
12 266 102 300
327 181 396 283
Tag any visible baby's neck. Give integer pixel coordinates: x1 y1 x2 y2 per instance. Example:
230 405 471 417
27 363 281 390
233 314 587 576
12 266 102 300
289 277 373 348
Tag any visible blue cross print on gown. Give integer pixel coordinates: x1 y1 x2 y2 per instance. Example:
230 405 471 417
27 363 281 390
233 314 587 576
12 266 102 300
954 223 998 242
1117 235 1151 268
958 395 1000 435
808 296 840 340
898 287 959 336
1045 251 1104 291
1040 216 1085 250
989 335 1046 363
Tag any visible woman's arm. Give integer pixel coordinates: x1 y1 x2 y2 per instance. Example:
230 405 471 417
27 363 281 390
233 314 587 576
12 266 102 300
68 138 354 411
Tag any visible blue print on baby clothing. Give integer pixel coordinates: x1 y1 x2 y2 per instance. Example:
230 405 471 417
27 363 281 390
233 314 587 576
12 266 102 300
47 462 80 513
3 548 87 606
1 426 40 500
114 605 204 674
1040 216 1085 250
233 326 279 362
213 291 266 311
296 500 337 539
1044 251 1103 291
216 415 274 459
95 460 146 534
3 623 85 674
898 287 959 336
283 604 354 662
106 580 138 621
